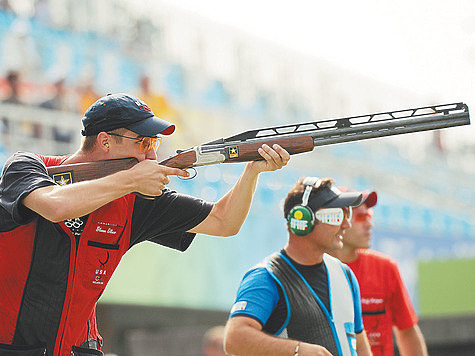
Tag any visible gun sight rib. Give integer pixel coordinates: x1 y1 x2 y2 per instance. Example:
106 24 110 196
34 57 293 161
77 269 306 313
204 102 469 145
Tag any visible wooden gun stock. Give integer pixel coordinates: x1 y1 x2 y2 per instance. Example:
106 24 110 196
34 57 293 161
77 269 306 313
158 150 198 169
47 157 140 183
46 157 158 199
224 136 315 163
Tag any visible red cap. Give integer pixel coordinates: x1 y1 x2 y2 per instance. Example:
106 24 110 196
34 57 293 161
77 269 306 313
338 187 377 208
361 190 377 208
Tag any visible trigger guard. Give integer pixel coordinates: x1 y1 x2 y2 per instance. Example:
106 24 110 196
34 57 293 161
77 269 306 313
178 167 197 180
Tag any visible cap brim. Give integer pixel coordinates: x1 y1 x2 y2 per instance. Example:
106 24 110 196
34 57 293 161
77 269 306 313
322 192 363 208
362 191 377 208
127 115 175 136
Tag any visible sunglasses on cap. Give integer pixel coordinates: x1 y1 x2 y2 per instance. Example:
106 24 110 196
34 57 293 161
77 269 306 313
107 132 162 153
315 207 352 226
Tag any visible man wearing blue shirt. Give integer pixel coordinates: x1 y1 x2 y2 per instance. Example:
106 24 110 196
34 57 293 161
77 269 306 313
224 177 373 356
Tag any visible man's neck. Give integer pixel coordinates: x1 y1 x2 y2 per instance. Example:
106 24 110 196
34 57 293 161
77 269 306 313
332 245 359 263
284 241 324 265
61 150 100 165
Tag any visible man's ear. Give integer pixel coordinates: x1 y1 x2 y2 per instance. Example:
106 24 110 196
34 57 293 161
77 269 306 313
97 132 110 151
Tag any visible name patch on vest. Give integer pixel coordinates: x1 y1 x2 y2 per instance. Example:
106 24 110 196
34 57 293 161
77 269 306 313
94 222 122 235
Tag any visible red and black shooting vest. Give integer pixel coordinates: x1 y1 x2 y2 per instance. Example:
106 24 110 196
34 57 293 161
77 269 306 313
0 155 134 356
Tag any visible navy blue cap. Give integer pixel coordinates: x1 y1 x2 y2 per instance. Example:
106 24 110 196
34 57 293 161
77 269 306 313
308 186 363 212
81 93 175 137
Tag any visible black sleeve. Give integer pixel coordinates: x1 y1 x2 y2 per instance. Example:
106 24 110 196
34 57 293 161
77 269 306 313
0 152 56 226
130 188 213 251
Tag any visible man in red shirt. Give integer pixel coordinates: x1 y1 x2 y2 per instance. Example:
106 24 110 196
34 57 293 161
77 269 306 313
331 190 428 356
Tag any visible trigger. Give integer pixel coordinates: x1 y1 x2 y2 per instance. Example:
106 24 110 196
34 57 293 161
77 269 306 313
178 167 197 180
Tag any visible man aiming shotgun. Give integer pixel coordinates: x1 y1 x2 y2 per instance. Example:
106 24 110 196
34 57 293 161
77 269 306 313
0 93 290 356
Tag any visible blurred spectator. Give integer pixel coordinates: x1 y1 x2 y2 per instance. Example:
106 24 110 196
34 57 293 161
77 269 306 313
0 70 22 136
38 77 73 142
137 74 187 155
39 78 68 111
202 325 226 356
137 74 178 121
77 80 100 115
1 70 42 139
2 70 22 104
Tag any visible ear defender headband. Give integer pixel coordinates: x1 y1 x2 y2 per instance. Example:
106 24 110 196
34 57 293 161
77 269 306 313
287 177 322 236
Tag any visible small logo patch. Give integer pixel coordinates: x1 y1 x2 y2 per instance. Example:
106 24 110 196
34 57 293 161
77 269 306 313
134 99 151 112
293 210 303 220
231 301 247 313
93 269 107 285
92 251 110 285
228 146 239 159
52 172 73 186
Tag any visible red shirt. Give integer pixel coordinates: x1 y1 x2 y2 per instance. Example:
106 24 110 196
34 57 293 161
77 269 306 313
347 249 418 356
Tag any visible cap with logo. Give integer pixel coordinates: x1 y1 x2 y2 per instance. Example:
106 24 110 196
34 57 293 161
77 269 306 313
81 93 175 137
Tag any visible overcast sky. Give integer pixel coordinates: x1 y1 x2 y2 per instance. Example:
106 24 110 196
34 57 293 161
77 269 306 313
152 1 473 95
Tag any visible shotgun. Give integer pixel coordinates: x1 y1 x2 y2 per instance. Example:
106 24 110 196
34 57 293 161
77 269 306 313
47 102 470 184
